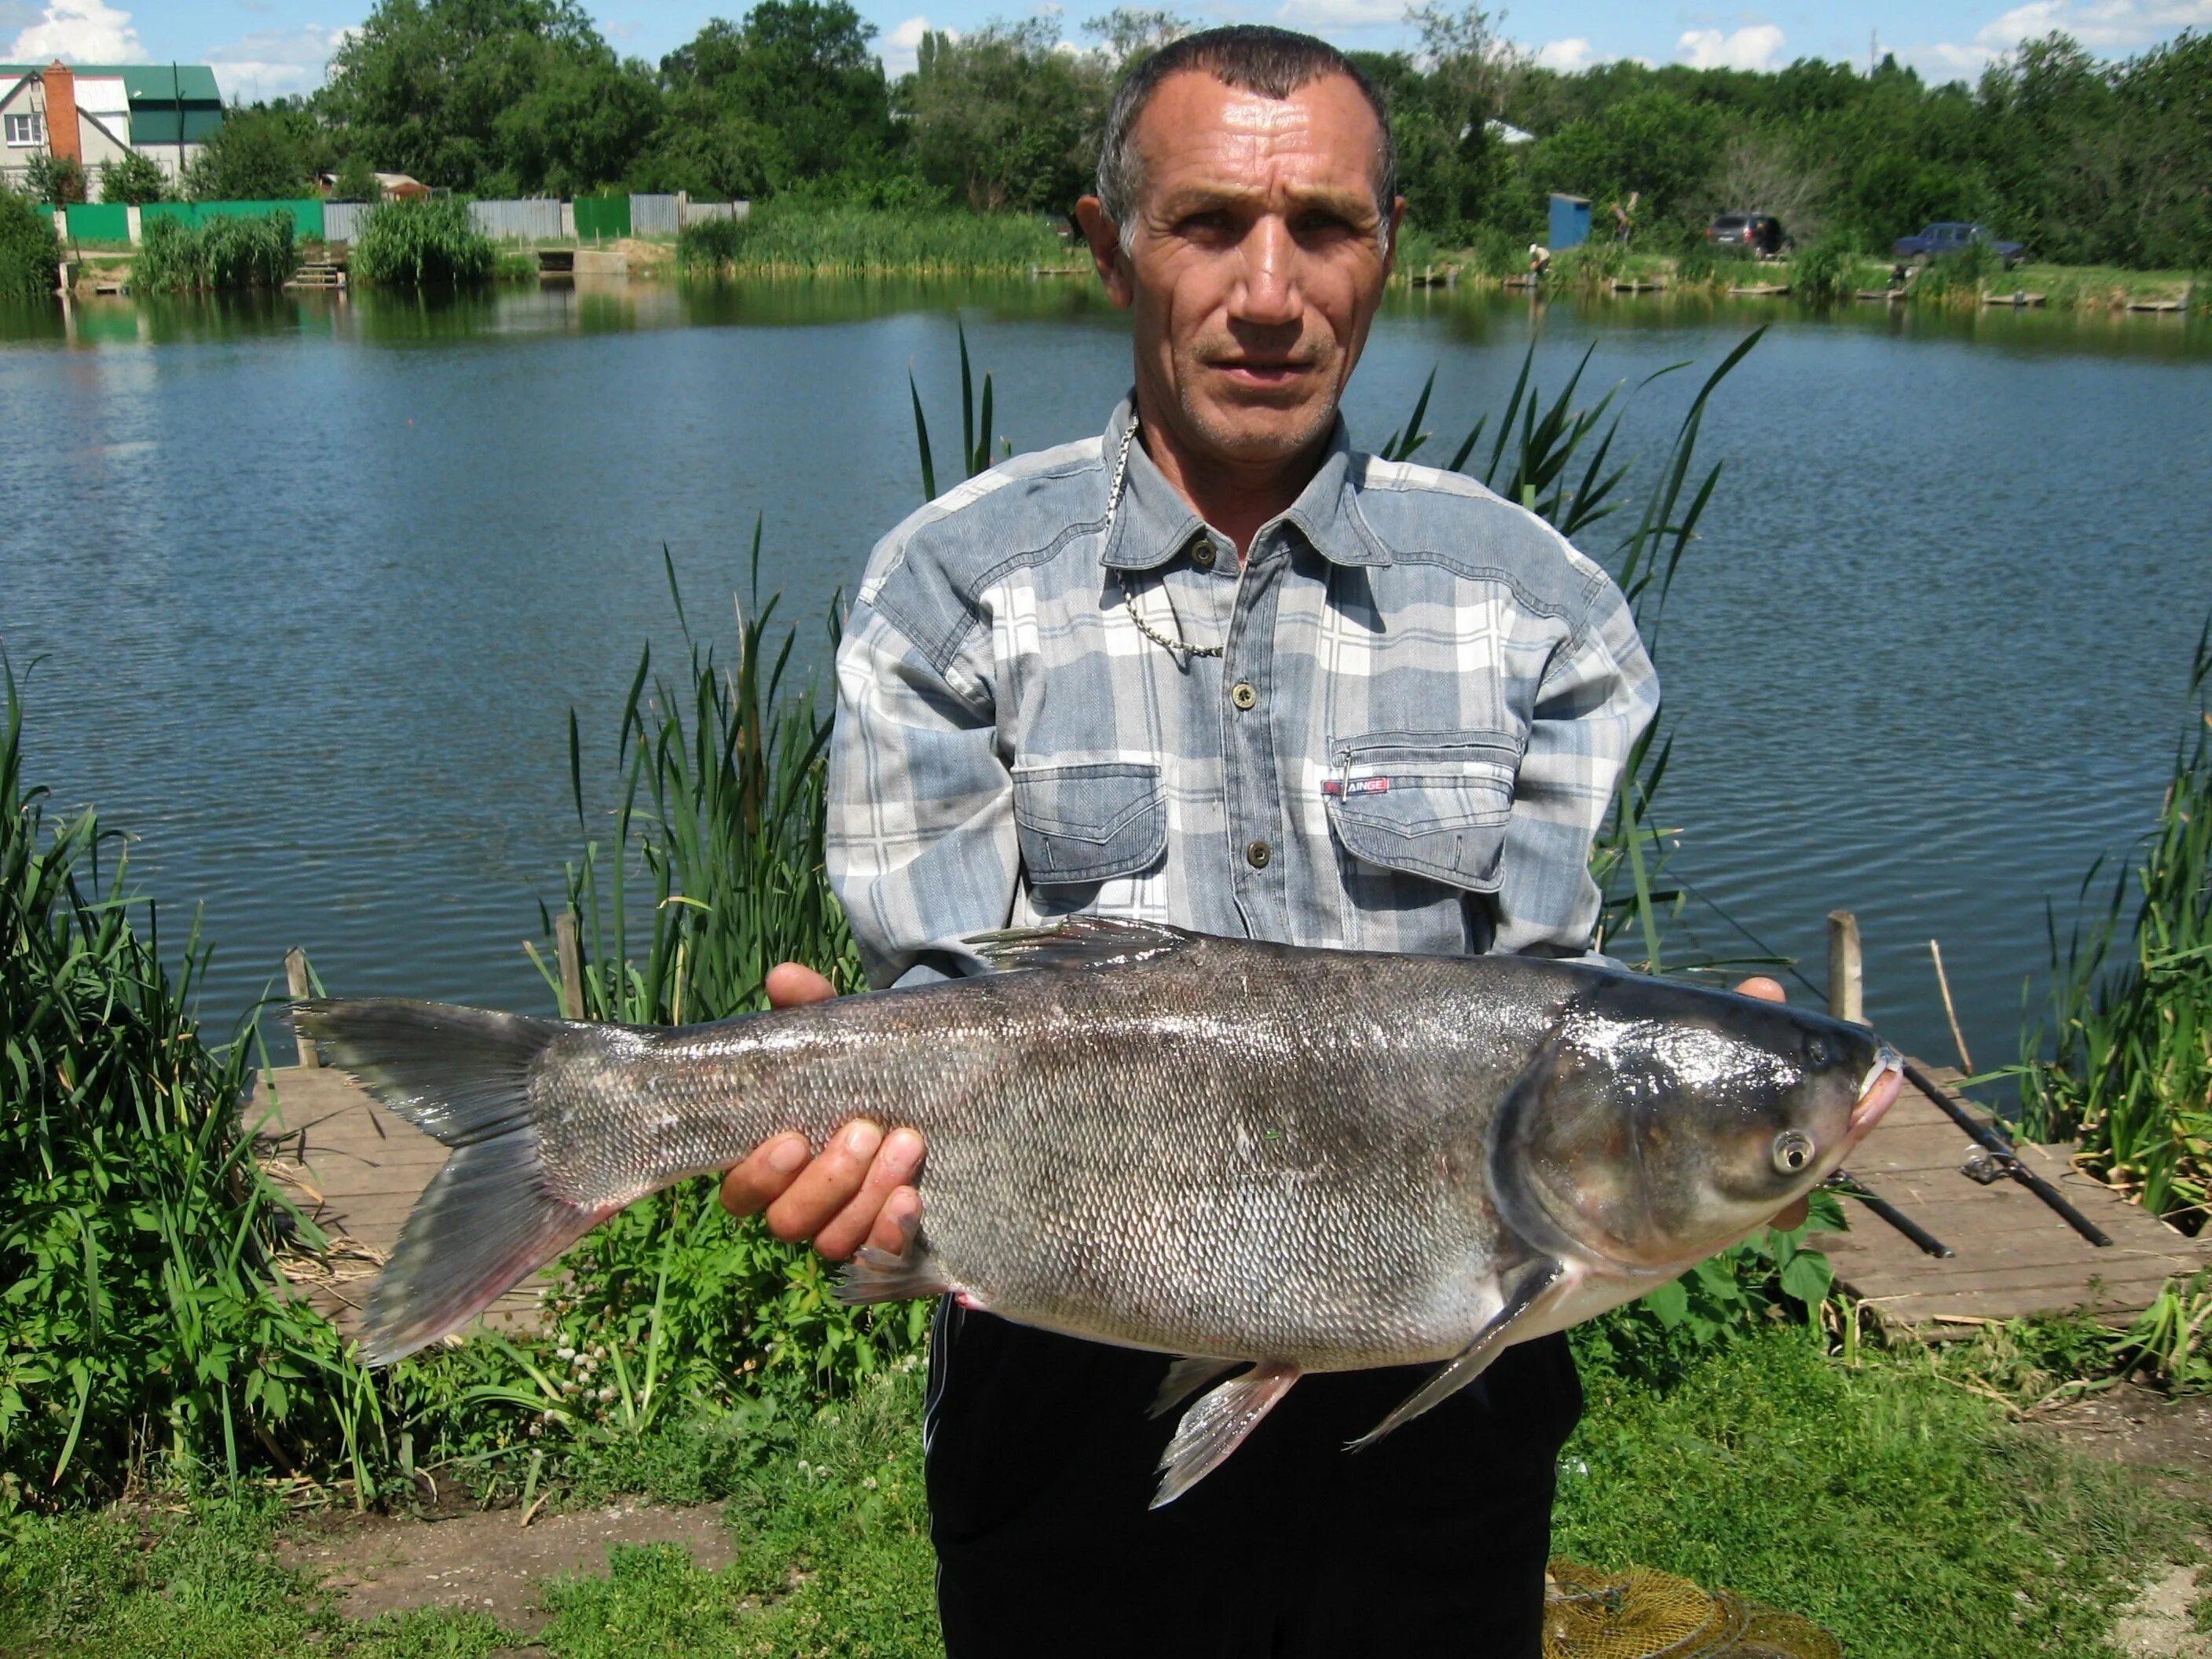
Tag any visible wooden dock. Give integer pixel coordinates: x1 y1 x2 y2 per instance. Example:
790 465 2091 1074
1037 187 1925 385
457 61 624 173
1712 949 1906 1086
1809 1064 2208 1333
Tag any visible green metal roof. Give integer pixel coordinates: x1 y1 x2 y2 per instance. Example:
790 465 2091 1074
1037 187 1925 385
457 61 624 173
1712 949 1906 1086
0 64 222 104
128 107 223 146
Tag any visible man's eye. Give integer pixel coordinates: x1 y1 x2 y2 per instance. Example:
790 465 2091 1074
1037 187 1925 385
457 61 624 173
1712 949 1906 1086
1298 213 1355 239
1177 211 1234 236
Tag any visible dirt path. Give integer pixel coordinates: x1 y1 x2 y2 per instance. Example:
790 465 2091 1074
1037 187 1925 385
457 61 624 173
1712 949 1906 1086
277 1496 734 1640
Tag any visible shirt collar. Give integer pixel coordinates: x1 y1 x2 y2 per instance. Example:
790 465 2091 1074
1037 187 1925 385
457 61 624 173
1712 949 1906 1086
1096 395 1393 572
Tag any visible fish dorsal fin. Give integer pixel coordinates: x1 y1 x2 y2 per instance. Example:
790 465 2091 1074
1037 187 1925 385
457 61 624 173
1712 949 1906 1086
963 915 1196 974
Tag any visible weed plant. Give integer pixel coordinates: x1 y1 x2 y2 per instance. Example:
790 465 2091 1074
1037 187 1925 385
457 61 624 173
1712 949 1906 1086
130 212 296 292
1788 234 1872 302
0 187 60 300
677 203 1064 276
351 197 496 286
0 668 373 1503
1908 241 2006 306
2021 624 2212 1229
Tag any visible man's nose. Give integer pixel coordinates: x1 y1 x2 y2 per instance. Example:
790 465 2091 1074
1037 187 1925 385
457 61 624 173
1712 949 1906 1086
1232 217 1302 327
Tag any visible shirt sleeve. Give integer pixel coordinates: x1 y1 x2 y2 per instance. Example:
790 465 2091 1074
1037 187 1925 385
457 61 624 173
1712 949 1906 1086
1491 569 1661 958
826 599 1019 989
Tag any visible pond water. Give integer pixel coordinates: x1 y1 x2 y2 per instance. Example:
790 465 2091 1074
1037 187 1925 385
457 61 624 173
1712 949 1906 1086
2 280 2207 1078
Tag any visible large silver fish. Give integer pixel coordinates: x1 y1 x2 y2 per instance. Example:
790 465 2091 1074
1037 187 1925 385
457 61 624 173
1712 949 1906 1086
293 917 1901 1503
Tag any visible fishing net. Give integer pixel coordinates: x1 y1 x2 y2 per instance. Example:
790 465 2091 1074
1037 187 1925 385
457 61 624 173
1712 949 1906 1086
1544 1561 1844 1659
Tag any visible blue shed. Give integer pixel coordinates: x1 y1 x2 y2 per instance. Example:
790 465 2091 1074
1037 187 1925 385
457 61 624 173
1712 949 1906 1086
1548 193 1591 252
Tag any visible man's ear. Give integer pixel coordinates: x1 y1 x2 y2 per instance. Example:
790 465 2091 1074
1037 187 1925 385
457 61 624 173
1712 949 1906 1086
1075 196 1135 309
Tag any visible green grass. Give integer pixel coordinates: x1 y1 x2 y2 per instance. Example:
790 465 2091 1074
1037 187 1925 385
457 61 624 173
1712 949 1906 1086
677 204 1066 277
5 1339 2192 1658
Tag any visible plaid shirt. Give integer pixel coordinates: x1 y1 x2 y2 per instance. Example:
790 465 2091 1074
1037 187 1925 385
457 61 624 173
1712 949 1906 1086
828 397 1659 989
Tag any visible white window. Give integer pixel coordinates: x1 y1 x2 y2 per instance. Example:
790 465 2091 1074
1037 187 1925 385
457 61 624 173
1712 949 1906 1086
4 112 45 147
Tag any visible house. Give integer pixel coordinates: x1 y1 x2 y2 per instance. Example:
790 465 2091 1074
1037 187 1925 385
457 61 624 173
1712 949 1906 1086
0 62 223 193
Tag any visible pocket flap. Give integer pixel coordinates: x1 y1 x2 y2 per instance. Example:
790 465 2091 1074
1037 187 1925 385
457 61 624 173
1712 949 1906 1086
1013 760 1166 885
1324 730 1520 892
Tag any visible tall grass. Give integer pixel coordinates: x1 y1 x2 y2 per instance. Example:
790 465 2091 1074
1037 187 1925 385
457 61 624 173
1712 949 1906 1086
2020 624 2212 1232
0 665 373 1504
1906 242 2006 306
130 213 297 293
678 203 1066 276
1788 235 1873 302
351 197 496 286
0 186 60 301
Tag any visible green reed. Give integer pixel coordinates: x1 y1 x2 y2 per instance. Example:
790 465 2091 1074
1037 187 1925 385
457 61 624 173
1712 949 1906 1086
2020 623 2212 1231
677 203 1067 277
350 197 496 286
0 664 379 1503
130 212 297 293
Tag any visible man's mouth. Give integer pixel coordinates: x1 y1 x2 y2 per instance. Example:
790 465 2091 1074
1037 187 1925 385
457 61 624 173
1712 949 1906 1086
1211 359 1314 386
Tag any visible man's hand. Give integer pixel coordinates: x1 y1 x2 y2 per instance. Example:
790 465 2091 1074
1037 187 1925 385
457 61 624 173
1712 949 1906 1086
717 962 925 1262
1731 976 1815 1233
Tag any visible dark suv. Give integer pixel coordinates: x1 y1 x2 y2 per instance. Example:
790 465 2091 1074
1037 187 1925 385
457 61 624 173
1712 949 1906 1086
1706 212 1785 255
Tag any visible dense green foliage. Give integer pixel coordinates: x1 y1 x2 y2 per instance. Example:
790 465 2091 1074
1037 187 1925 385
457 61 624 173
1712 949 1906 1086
678 202 1064 273
0 672 364 1505
130 213 298 292
21 152 85 207
0 188 60 300
2021 626 2211 1229
349 196 496 284
185 104 324 203
96 152 168 207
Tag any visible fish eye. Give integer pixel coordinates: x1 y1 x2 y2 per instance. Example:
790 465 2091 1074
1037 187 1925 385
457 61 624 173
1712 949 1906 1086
1771 1130 1815 1174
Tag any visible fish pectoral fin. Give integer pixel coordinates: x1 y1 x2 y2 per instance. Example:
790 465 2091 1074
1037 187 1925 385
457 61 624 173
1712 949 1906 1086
1348 1257 1567 1453
836 1243 954 1306
1149 1357 1247 1419
962 915 1196 974
1152 1361 1300 1509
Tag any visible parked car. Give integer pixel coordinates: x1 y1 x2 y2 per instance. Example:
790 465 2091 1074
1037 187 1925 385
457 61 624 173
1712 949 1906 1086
1892 222 2025 267
1706 211 1785 255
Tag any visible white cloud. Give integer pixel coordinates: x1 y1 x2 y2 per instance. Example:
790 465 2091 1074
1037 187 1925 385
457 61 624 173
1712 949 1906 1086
1270 0 1402 31
10 0 143 61
1533 37 1597 71
1909 0 2212 80
203 23 354 100
878 14 939 76
1676 23 1785 70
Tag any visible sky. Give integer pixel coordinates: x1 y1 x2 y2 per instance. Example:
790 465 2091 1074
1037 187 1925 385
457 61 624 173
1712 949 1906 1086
7 0 2207 103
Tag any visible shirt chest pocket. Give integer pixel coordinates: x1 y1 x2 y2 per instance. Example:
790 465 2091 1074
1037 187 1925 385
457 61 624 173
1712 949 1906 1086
1012 760 1167 886
1324 730 1522 892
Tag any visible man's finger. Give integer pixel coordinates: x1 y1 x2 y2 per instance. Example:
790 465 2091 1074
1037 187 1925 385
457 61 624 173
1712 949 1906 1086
815 1129 926 1262
866 1186 923 1258
764 1119 883 1249
720 1132 811 1218
1733 976 1787 1004
767 961 836 1007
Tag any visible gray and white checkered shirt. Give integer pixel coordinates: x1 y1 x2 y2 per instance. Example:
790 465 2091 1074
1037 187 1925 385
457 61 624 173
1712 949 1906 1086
828 397 1659 989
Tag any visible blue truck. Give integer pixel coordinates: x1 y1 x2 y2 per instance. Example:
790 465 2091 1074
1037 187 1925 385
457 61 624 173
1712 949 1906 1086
1892 222 2027 266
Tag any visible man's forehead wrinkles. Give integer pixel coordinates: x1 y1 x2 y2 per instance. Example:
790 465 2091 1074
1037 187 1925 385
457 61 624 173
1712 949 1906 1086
1154 178 1379 218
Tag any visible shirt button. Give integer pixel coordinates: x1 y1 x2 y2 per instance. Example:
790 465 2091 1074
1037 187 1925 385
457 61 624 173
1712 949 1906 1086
1231 682 1258 711
1245 840 1272 870
1189 541 1215 569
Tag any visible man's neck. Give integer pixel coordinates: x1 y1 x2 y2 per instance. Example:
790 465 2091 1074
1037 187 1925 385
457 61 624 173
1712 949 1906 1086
1134 397 1331 562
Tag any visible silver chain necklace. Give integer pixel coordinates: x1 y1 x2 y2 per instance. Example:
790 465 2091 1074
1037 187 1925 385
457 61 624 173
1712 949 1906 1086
1108 416 1225 662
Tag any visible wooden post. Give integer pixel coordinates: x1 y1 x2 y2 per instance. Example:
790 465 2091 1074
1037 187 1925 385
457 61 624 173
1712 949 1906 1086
1826 910 1864 1024
284 947 320 1068
555 911 585 1021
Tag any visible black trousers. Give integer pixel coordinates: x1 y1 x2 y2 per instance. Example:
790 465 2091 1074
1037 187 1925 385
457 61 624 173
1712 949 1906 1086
925 1302 1584 1658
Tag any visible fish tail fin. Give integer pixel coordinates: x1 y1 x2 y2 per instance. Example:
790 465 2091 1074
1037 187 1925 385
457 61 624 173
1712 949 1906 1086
291 999 611 1366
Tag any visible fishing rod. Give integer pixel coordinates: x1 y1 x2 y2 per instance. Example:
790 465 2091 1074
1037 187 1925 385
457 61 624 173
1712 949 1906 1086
1823 1167 1953 1258
1901 1058 2112 1248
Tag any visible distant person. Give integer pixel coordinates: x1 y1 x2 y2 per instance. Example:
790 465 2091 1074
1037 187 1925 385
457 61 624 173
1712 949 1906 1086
712 24 1821 1657
1528 241 1552 277
1610 194 1635 244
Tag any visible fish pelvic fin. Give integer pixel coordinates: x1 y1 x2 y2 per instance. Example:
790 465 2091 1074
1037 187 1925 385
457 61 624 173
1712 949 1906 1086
1149 1357 1244 1419
290 998 607 1366
837 1243 954 1306
1347 1257 1567 1453
963 915 1196 974
1152 1361 1299 1509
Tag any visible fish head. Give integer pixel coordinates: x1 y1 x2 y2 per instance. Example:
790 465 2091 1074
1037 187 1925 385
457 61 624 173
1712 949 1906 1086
1493 975 1903 1274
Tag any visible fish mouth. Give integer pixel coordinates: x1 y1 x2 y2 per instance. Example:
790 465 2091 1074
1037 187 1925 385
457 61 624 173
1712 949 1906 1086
1849 1043 1906 1140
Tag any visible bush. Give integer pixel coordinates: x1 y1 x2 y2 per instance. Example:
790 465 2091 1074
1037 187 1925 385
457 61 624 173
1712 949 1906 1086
0 188 60 301
349 196 495 285
1910 241 2005 305
130 212 296 292
21 152 84 207
1789 233 1866 302
97 152 167 206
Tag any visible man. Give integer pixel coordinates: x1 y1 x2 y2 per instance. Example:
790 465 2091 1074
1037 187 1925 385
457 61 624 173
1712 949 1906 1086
718 26 1807 1654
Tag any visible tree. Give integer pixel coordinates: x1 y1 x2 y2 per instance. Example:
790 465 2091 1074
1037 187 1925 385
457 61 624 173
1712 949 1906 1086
906 21 1111 213
98 151 168 204
22 151 86 206
186 104 324 200
334 153 381 202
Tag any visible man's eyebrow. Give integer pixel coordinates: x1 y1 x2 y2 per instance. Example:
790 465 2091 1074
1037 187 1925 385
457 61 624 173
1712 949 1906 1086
1153 182 1381 222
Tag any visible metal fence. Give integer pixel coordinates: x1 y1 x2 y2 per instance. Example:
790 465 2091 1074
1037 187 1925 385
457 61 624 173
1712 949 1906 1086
679 199 748 228
470 198 565 240
628 193 679 237
323 201 372 243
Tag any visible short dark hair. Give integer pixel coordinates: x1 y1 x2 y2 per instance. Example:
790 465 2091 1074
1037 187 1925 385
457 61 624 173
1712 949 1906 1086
1095 25 1398 251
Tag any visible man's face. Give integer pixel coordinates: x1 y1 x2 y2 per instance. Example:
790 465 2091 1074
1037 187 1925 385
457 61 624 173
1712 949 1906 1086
1082 70 1403 472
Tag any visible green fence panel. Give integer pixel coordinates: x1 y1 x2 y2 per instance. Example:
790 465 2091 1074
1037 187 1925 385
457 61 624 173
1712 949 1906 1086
62 202 130 243
573 195 630 242
140 201 200 232
136 200 325 241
